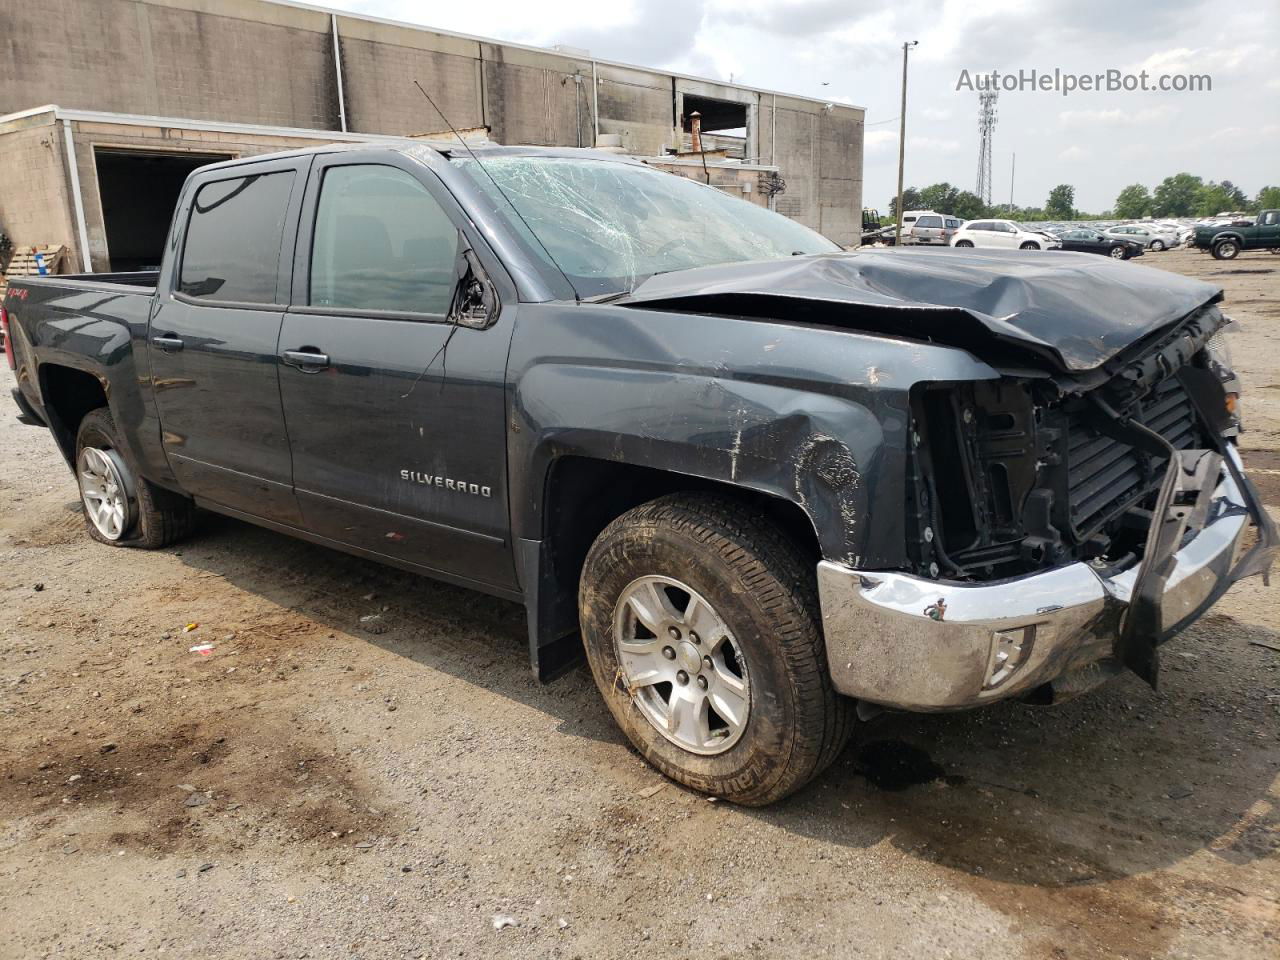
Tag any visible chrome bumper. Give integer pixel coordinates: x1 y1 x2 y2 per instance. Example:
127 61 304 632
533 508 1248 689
817 449 1273 711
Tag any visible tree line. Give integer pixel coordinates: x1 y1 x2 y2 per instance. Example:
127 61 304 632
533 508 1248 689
886 178 1280 223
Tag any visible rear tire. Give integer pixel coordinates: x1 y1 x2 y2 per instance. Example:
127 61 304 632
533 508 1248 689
1150 239 1166 251
75 408 196 549
954 239 974 248
1212 239 1240 260
579 493 854 806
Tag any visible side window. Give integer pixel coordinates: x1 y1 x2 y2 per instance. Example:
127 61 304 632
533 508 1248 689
309 165 460 315
1262 211 1278 226
180 171 295 303
968 221 990 231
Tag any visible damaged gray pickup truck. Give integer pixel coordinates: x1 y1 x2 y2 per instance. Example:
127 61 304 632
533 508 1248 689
6 144 1276 805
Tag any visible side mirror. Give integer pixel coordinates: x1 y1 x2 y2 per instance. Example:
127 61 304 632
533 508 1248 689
450 244 498 330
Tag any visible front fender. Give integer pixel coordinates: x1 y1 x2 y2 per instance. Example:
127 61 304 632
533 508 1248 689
507 302 1000 568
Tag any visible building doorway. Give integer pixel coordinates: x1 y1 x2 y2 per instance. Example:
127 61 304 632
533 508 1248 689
94 148 232 271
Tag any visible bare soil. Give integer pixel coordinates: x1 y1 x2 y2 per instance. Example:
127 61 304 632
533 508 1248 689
2 246 1278 959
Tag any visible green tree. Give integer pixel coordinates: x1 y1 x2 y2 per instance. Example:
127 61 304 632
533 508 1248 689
1219 180 1248 209
1196 181 1237 217
1045 184 1076 219
888 187 922 218
1152 173 1203 217
1254 186 1280 211
1114 184 1152 219
950 190 988 220
917 182 960 213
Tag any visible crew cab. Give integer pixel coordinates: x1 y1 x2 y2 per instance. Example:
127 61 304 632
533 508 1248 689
1193 209 1280 259
5 144 1275 805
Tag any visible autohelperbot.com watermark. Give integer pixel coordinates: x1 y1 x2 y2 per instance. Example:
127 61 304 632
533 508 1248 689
956 68 1211 96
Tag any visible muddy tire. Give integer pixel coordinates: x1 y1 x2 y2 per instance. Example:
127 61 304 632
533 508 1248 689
1213 239 1240 260
579 493 854 806
75 407 195 548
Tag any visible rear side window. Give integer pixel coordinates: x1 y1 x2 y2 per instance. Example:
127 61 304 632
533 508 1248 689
945 218 960 228
309 165 460 315
968 221 991 231
915 216 942 228
180 171 294 303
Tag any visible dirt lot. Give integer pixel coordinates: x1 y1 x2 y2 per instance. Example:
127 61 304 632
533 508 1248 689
2 247 1278 959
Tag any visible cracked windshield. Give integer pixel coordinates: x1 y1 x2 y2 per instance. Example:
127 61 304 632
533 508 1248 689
455 155 838 298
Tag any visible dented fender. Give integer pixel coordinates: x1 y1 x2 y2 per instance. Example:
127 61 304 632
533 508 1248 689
506 302 1000 568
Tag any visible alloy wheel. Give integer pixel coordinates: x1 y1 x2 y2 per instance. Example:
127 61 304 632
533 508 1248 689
612 575 750 755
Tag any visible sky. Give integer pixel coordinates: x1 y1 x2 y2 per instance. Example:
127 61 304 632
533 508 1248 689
334 0 1278 214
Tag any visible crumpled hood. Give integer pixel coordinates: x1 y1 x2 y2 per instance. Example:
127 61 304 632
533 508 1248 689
622 248 1223 372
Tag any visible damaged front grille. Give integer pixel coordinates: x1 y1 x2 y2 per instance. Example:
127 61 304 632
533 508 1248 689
909 314 1224 580
1061 374 1205 542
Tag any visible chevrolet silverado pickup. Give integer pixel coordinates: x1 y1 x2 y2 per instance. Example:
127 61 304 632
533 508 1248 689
5 144 1276 805
1193 209 1280 259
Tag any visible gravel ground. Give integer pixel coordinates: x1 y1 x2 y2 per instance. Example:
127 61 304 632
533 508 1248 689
2 246 1278 959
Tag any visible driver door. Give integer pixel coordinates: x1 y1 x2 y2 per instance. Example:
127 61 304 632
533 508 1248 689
276 154 518 592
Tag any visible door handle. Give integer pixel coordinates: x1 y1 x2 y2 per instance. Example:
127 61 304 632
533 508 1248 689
281 348 330 372
151 335 184 352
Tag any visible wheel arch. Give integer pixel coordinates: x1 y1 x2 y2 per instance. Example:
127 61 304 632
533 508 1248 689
517 454 824 683
37 363 109 465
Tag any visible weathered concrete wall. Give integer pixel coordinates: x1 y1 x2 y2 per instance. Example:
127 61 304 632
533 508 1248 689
761 95 863 242
0 0 864 243
0 118 77 265
1 0 337 128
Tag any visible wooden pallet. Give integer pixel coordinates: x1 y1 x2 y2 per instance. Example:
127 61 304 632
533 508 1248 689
1 244 66 295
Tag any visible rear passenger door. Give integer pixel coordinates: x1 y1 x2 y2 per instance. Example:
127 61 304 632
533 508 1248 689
276 153 518 592
149 154 309 524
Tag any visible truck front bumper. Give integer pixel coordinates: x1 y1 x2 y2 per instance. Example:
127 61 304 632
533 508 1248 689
816 449 1277 711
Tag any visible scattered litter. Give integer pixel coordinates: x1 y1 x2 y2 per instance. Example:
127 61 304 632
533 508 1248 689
197 862 215 873
33 583 44 592
492 915 518 930
706 796 719 803
182 623 199 633
558 918 569 930
176 869 187 878
184 792 211 808
66 774 81 784
177 784 197 793
189 643 216 656
99 742 117 754
636 784 665 799
359 614 388 635
355 841 375 850
1248 639 1280 652
1166 784 1194 800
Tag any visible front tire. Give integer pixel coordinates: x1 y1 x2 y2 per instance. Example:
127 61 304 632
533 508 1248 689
1109 244 1128 260
1019 241 1040 250
75 408 195 548
579 494 853 806
1213 239 1240 260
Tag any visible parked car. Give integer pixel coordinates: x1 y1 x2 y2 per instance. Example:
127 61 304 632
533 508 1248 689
6 144 1275 805
1054 228 1144 260
950 219 1062 250
1105 224 1173 251
908 213 963 246
1193 209 1280 260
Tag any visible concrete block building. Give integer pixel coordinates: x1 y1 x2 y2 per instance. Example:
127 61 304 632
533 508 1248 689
0 0 865 272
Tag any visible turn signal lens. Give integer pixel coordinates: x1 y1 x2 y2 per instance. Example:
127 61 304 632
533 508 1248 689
1225 393 1238 414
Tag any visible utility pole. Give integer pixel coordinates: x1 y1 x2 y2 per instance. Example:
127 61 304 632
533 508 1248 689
1008 152 1016 211
894 40 918 246
975 90 997 205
